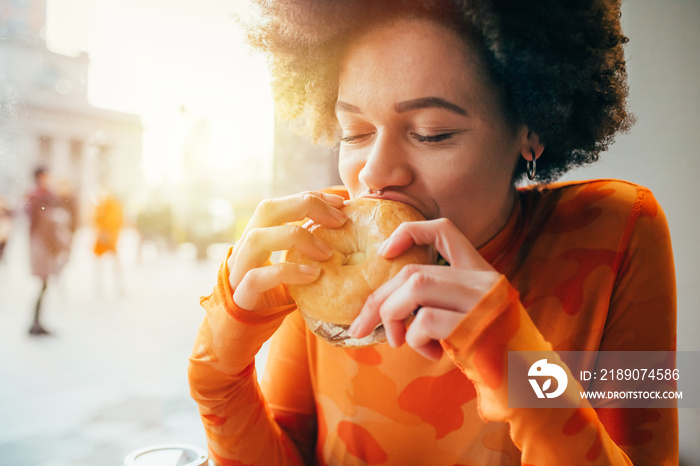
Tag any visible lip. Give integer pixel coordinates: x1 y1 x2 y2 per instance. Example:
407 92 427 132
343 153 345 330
360 192 428 219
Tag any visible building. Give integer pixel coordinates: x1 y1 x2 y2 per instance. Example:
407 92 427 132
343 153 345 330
272 115 342 198
0 0 142 223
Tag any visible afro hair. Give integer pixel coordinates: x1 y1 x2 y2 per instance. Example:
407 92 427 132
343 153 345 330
245 0 634 182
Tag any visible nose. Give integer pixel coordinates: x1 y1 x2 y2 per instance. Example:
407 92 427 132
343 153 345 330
358 131 413 193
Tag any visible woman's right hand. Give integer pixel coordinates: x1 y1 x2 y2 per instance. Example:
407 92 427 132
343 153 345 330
228 191 347 311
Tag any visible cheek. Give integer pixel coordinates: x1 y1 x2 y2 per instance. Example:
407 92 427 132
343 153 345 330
338 151 362 193
421 153 498 209
430 166 474 201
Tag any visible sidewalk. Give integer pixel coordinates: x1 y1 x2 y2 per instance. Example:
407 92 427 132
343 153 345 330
0 224 264 465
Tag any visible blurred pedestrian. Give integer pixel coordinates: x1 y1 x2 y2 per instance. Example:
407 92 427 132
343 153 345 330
55 180 79 296
57 179 79 244
24 166 73 336
93 188 124 295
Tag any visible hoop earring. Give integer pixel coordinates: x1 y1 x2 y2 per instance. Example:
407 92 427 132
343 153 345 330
527 153 537 181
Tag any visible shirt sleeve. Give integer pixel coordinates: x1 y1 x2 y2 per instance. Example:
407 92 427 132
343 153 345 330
260 311 318 463
188 188 348 465
188 247 307 466
440 188 677 465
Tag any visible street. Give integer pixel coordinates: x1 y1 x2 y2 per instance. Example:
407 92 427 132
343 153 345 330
0 221 266 465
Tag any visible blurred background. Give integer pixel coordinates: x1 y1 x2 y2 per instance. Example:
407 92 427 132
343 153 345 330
0 0 697 464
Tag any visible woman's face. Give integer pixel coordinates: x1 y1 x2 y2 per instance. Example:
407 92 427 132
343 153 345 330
337 18 529 246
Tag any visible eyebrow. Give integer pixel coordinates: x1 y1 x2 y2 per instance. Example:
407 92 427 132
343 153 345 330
335 97 467 116
394 97 467 116
335 101 363 114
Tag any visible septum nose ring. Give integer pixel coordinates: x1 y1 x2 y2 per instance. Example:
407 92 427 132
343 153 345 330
368 189 383 195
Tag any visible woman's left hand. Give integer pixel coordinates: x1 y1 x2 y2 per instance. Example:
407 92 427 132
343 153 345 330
347 217 502 360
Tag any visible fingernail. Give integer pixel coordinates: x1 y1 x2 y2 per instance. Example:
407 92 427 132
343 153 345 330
377 240 389 257
325 194 346 207
348 315 361 337
298 265 321 276
330 208 348 225
314 238 334 258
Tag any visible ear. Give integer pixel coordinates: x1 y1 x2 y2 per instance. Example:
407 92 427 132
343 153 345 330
519 130 544 162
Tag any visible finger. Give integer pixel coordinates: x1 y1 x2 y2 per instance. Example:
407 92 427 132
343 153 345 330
378 273 475 347
350 264 500 341
411 340 444 361
232 191 339 257
230 224 334 288
246 191 347 231
233 262 321 311
348 264 434 339
349 264 459 339
379 268 499 320
405 306 465 358
246 224 335 262
379 218 490 271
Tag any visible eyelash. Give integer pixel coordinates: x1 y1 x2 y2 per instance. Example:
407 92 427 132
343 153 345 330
411 132 455 143
340 132 456 144
340 134 368 143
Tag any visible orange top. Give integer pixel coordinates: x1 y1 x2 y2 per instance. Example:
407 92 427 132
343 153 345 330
188 179 677 465
93 195 123 256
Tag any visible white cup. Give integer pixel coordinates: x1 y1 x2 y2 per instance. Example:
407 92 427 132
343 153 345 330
122 444 209 466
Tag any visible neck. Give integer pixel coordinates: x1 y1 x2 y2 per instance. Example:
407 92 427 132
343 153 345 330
473 184 517 249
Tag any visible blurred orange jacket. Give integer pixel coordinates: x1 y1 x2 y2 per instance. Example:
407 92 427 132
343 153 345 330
93 195 123 256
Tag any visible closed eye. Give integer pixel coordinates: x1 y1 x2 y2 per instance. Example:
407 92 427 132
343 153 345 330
340 133 373 144
411 132 455 143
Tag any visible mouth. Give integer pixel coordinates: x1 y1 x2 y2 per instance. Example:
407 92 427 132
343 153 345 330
359 191 427 219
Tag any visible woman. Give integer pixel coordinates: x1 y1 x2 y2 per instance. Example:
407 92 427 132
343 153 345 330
25 167 74 335
189 1 677 464
92 189 124 295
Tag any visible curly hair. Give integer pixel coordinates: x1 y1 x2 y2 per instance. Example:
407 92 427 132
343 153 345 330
245 0 634 182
